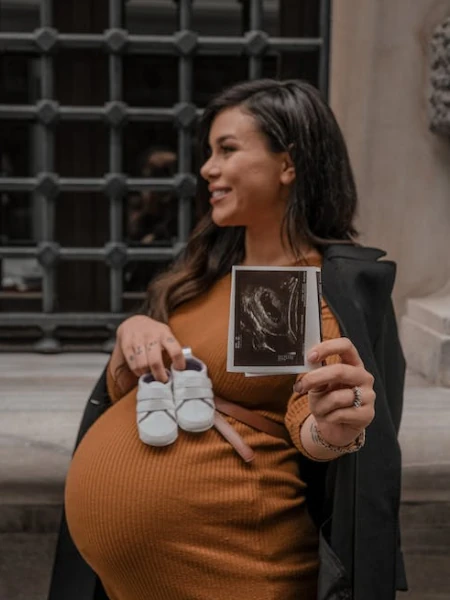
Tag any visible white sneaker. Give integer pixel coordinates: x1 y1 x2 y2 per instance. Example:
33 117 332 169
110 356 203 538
136 371 178 447
172 349 215 433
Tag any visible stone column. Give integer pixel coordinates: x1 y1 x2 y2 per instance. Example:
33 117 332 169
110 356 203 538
329 0 450 386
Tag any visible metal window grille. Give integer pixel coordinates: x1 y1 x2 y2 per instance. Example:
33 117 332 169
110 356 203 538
0 0 331 353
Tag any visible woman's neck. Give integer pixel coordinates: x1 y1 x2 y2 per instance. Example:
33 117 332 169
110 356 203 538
241 225 314 267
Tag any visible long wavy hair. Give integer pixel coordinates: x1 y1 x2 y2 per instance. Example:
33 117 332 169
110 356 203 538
143 79 358 322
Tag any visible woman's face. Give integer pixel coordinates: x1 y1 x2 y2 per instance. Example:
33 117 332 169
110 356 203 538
200 106 295 228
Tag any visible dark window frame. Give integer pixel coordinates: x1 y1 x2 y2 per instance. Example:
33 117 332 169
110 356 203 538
0 0 331 352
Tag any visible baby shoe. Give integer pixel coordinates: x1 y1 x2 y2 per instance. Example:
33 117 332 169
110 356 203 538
171 349 215 433
136 370 178 447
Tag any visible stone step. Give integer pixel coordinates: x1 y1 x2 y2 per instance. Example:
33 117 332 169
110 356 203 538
406 284 450 335
401 284 450 387
402 316 450 387
1 356 449 598
399 548 450 599
1 502 449 600
0 533 57 600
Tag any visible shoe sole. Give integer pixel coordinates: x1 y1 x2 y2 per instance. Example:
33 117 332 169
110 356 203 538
177 414 215 433
139 428 178 447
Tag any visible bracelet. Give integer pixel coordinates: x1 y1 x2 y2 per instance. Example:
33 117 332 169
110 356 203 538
310 421 366 455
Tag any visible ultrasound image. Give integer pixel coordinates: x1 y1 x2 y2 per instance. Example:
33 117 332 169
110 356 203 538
233 269 307 368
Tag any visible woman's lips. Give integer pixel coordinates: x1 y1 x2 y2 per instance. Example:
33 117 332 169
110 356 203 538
210 189 231 204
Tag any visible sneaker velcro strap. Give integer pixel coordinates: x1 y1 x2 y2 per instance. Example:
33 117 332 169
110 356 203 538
174 386 213 402
177 375 212 389
137 397 175 413
138 385 173 401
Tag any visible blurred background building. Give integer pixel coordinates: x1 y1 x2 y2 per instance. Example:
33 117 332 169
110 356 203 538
0 0 449 387
1 3 450 600
0 0 331 350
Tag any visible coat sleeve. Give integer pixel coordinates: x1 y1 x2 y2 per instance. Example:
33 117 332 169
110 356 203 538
373 299 408 591
47 368 112 600
106 360 139 404
373 300 406 435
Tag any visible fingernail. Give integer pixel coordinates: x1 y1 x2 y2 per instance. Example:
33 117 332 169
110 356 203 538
307 351 319 363
294 381 303 394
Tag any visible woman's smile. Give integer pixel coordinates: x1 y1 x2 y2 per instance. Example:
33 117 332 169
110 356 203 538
209 187 232 204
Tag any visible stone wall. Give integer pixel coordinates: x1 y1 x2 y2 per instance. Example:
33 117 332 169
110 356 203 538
329 0 450 316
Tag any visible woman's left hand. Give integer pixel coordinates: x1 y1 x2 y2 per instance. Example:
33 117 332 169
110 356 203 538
294 337 375 448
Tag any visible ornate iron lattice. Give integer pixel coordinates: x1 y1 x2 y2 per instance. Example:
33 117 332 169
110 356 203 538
0 0 331 352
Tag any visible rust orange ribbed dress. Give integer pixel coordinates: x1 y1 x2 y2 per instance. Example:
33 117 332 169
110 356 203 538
65 261 341 600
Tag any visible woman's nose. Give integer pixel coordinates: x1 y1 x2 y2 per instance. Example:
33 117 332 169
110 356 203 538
200 157 220 181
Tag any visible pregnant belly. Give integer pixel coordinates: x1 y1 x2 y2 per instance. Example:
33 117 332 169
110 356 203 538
65 391 318 600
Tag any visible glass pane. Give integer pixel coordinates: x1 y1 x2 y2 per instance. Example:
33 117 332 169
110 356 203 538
192 0 243 36
54 51 108 107
1 257 42 295
56 260 110 312
124 148 179 245
55 192 109 247
124 187 179 246
0 0 40 33
123 56 178 108
123 123 179 295
263 0 280 36
0 192 36 245
125 0 177 35
261 55 278 79
54 122 108 177
0 189 42 299
1 122 34 177
123 137 179 294
124 259 170 296
0 189 42 296
276 50 320 87
279 0 320 37
123 122 178 176
193 56 247 107
0 55 38 105
123 288 146 314
267 0 321 85
54 0 107 34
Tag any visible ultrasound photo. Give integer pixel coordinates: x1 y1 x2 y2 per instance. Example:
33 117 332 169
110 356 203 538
227 266 322 374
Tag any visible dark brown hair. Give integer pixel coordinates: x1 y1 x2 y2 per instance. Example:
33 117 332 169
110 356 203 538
143 79 358 322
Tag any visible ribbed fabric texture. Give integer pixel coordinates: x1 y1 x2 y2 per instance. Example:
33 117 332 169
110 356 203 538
65 258 342 600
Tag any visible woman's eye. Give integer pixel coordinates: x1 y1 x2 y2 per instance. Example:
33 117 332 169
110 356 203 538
221 145 236 154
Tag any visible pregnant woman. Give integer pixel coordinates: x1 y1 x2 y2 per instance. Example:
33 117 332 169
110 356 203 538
58 79 406 600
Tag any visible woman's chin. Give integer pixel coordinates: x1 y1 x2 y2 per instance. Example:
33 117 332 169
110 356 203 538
211 209 236 227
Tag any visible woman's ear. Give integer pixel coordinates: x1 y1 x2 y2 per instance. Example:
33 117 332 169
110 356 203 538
280 151 296 186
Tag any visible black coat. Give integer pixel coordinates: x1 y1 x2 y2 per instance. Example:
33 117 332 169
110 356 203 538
48 244 407 600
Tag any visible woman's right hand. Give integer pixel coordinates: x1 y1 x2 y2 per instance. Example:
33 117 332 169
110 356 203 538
116 315 185 382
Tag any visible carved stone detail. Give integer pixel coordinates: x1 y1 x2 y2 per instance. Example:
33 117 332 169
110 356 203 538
429 18 450 136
